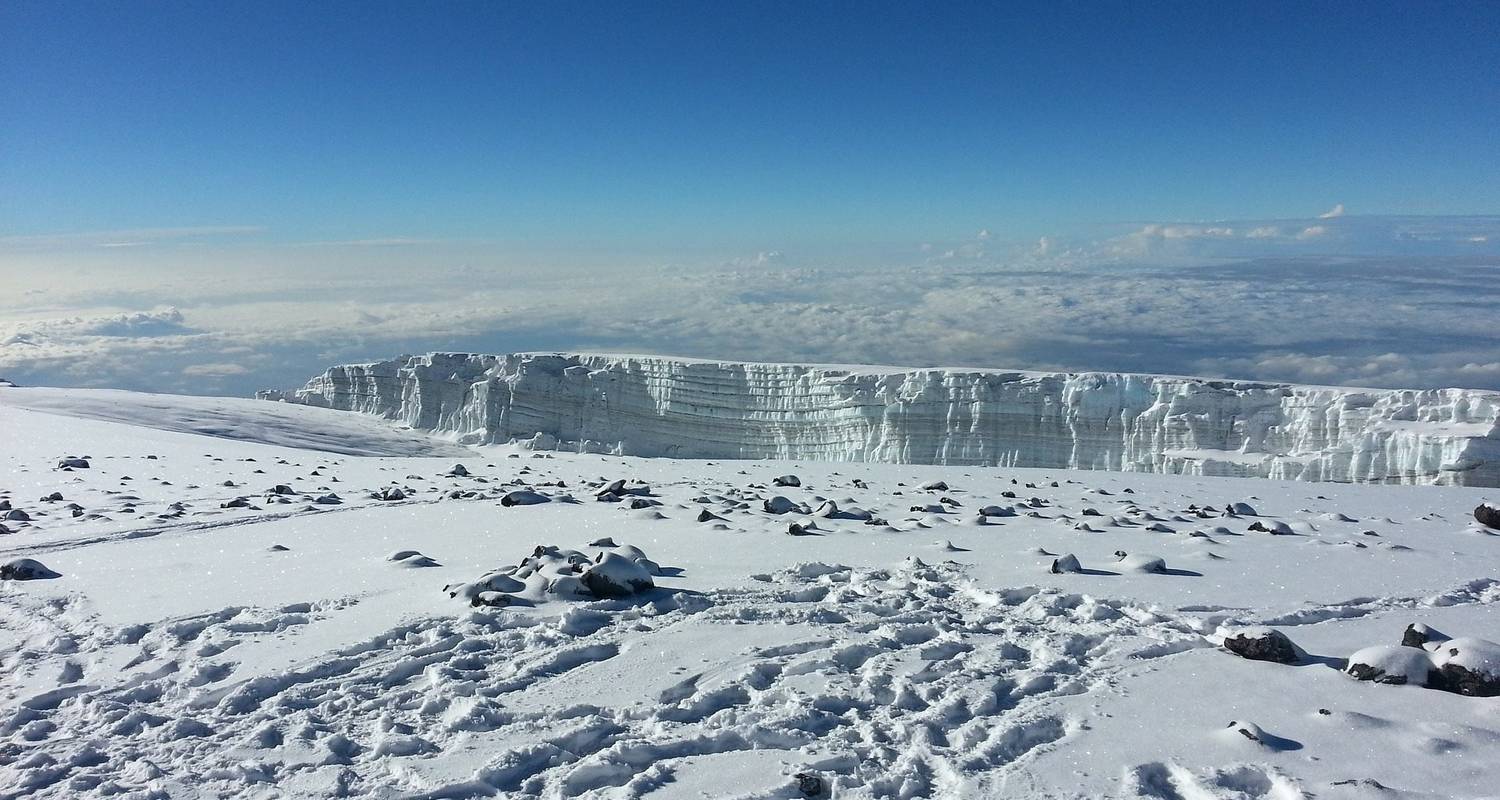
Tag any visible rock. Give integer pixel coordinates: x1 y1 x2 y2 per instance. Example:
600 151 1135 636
588 537 617 547
388 550 440 568
1429 638 1500 697
773 474 801 487
763 496 803 515
1346 645 1435 686
919 480 949 491
1248 520 1294 535
1222 627 1301 664
1 558 61 580
221 497 252 509
313 493 343 505
1476 502 1500 530
795 772 826 797
1050 554 1082 574
581 552 655 598
1402 623 1449 648
3 509 31 522
500 490 551 507
40 492 63 502
597 479 651 498
471 591 513 607
448 463 470 477
57 457 90 469
1113 551 1167 573
267 544 291 552
696 508 726 523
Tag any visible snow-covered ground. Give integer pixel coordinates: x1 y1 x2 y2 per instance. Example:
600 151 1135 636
2 388 1499 799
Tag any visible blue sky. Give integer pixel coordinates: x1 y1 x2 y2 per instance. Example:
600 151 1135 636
4 2 1500 394
4 1 1498 249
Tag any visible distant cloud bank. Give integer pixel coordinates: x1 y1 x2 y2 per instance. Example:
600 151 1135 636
2 213 1499 395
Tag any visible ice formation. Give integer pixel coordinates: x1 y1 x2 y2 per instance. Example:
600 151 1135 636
279 352 1500 486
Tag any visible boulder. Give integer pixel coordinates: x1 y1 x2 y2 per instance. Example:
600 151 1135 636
1429 638 1500 697
1476 502 1500 530
581 552 655 598
1049 554 1082 574
57 457 90 470
1346 645 1435 686
1 558 61 581
1222 627 1301 664
772 474 802 487
500 490 551 507
1401 623 1448 648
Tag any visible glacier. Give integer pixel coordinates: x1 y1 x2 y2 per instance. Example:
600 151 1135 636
273 352 1500 486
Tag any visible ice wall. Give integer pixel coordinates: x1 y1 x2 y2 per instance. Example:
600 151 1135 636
283 352 1500 486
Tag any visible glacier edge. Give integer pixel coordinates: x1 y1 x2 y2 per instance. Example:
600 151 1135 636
272 352 1500 487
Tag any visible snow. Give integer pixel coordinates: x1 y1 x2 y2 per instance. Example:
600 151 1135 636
2 389 1500 798
284 351 1500 486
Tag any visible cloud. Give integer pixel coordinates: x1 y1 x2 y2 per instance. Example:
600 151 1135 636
1319 203 1346 219
0 226 265 250
5 215 1500 395
181 362 251 377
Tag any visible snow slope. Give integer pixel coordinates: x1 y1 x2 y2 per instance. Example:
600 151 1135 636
0 386 470 457
283 352 1500 486
2 390 1500 799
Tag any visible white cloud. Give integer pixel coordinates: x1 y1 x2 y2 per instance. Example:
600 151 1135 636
1319 203 1346 219
5 215 1500 395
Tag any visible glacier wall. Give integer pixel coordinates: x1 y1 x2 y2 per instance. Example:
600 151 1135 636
283 352 1500 486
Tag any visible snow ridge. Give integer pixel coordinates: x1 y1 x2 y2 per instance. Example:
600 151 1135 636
281 352 1500 486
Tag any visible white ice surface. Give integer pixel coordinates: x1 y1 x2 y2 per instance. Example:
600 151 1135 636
2 391 1500 799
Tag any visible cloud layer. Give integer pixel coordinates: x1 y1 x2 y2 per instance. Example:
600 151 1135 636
3 214 1499 395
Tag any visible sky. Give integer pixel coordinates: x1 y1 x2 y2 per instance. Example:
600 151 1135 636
2 1 1499 394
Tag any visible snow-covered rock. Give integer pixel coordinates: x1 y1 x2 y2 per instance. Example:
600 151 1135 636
282 352 1500 486
1347 645 1438 686
581 552 655 598
1222 627 1302 664
1 557 61 580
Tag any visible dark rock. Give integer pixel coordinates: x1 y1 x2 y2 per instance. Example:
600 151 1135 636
773 474 802 487
1476 503 1500 530
1401 623 1448 649
795 772 826 797
1223 628 1301 664
1 558 61 580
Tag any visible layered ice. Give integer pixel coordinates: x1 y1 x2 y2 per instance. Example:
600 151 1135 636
278 352 1500 486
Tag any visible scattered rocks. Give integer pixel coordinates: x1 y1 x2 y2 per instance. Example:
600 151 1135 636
1346 636 1500 696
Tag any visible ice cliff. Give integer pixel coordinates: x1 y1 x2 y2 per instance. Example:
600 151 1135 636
278 352 1500 486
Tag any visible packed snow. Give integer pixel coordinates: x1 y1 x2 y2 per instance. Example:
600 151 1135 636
2 388 1500 799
